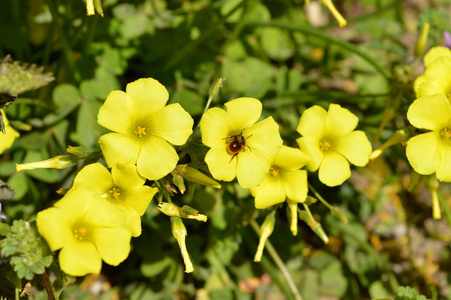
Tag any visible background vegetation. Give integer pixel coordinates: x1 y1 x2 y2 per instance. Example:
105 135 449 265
1 0 451 299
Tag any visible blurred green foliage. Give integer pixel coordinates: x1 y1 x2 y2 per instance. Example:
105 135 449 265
0 0 450 299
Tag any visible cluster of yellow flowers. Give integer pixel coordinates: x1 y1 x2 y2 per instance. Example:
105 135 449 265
407 46 451 182
37 78 194 276
9 76 374 275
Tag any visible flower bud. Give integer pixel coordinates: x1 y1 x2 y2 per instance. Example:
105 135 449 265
66 145 88 158
415 23 430 57
209 78 225 98
254 212 275 262
182 166 221 189
427 176 441 219
320 0 347 27
299 210 329 244
158 202 207 222
286 200 298 236
171 217 194 273
16 155 78 172
370 129 411 160
172 174 186 194
330 207 348 223
86 0 95 15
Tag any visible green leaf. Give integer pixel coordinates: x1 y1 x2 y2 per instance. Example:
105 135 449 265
7 172 28 200
0 220 53 280
259 27 295 61
395 286 429 300
170 89 204 116
140 256 173 277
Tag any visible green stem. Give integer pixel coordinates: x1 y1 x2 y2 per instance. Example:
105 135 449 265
41 272 56 300
437 190 451 229
250 219 303 300
308 183 332 210
245 21 392 80
155 180 173 203
45 0 79 82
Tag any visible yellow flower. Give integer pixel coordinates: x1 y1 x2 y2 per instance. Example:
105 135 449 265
250 146 309 209
73 163 158 237
36 187 132 276
0 109 19 154
200 97 283 188
414 46 451 98
98 78 194 180
296 104 372 186
406 94 451 181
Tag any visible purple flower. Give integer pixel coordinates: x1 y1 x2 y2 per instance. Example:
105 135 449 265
442 31 451 49
0 203 7 220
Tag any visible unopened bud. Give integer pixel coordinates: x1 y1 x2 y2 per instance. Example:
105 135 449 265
320 0 347 27
209 78 225 98
415 23 430 57
299 210 329 244
254 212 275 262
330 207 348 223
66 145 88 158
86 0 95 15
287 200 298 236
158 202 207 222
370 129 411 160
172 174 186 194
427 176 441 219
182 166 221 189
171 217 194 273
16 155 78 172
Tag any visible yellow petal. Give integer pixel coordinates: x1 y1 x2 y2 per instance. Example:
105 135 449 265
36 207 72 251
334 131 371 166
126 78 169 118
59 241 102 276
136 136 178 180
224 97 262 132
112 163 144 189
424 46 451 67
416 80 444 98
0 125 19 154
91 225 131 265
406 132 440 175
149 103 193 145
436 140 451 182
97 90 132 134
200 107 231 148
99 133 140 167
273 145 310 170
318 151 351 186
325 104 358 136
414 75 428 96
254 176 286 209
73 163 112 191
124 186 158 216
296 136 323 171
121 209 142 237
236 148 270 188
407 95 451 131
297 105 327 137
424 57 451 95
280 169 308 203
246 117 283 158
205 145 237 182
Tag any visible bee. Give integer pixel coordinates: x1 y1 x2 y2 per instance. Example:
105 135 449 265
224 132 252 162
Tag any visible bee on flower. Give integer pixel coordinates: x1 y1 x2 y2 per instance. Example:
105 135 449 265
200 97 283 189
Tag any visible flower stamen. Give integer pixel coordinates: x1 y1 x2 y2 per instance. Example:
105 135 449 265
440 128 451 139
319 139 331 151
270 166 280 177
109 186 120 199
134 126 147 137
73 227 87 241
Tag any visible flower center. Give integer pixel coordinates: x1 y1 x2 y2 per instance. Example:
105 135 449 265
134 126 147 138
270 166 280 177
73 227 87 241
440 128 451 139
319 139 331 151
109 186 120 199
